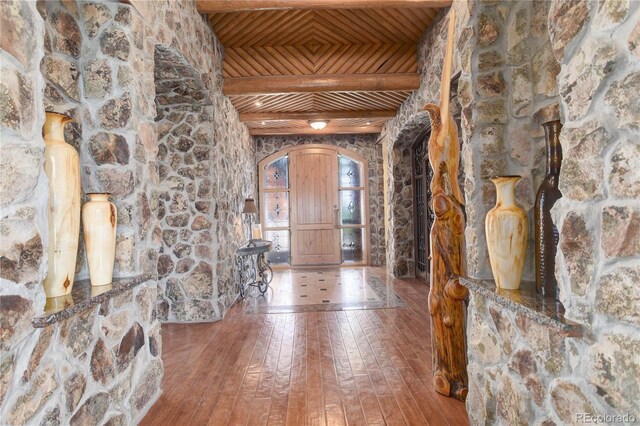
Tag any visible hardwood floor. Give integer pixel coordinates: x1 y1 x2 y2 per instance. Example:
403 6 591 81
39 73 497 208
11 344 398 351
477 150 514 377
141 267 469 425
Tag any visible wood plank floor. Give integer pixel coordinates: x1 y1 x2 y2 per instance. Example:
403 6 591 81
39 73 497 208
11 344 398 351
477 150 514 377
141 267 469 426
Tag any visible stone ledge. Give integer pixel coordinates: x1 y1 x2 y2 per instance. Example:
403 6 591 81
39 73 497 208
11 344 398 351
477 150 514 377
461 277 583 336
33 274 153 328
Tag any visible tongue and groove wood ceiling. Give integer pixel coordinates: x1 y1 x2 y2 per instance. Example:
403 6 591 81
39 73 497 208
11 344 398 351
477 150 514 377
197 1 451 135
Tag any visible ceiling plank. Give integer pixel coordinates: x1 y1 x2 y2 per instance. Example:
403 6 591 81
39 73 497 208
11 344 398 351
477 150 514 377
223 73 420 95
240 110 397 121
246 117 388 130
197 0 452 13
250 125 383 136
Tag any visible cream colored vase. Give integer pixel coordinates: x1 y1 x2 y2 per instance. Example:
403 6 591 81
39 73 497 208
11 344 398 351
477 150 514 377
485 176 528 290
82 193 117 286
43 112 81 298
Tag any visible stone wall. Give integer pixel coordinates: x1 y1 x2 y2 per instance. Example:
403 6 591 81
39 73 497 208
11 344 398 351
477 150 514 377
380 0 639 422
154 49 255 320
382 0 557 280
37 0 158 282
466 0 640 424
551 0 640 418
466 291 586 425
0 0 256 422
254 134 385 266
0 0 53 419
138 1 256 322
465 0 560 280
0 281 161 425
0 0 162 422
35 0 256 322
380 2 473 277
36 0 256 323
0 1 48 295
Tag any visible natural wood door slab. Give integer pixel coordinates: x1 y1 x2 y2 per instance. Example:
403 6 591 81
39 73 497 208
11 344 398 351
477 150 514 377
290 148 340 265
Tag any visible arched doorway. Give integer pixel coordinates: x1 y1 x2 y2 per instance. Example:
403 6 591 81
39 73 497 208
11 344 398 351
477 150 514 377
386 74 462 279
412 125 433 282
258 145 371 267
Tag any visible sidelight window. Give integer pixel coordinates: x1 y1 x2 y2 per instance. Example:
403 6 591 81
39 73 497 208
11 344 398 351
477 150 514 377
338 155 366 263
261 155 291 265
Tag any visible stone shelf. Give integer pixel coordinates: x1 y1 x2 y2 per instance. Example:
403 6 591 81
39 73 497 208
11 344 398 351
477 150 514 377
461 277 583 336
32 274 153 328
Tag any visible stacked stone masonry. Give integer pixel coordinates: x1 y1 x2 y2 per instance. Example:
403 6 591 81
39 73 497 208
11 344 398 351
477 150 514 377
551 0 640 420
463 0 640 424
468 0 560 282
466 290 587 425
0 282 161 425
255 134 385 266
37 0 255 324
0 0 256 423
33 0 160 284
154 59 256 320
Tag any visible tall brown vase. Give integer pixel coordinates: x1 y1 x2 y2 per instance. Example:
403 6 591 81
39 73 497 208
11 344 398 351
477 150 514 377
534 120 562 298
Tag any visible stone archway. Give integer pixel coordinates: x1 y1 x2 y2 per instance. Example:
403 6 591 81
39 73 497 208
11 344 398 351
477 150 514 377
386 111 431 278
154 45 212 107
153 45 220 322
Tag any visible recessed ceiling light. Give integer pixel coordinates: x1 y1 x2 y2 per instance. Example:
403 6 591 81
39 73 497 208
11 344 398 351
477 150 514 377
366 121 371 125
255 101 262 106
309 120 328 130
261 121 265 125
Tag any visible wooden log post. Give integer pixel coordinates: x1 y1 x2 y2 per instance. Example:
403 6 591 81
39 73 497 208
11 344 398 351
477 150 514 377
423 9 469 401
223 73 420 96
196 0 453 13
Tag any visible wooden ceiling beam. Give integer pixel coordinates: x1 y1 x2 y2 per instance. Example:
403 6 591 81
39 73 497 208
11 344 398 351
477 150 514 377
250 125 383 136
197 0 452 13
240 110 396 121
224 73 420 96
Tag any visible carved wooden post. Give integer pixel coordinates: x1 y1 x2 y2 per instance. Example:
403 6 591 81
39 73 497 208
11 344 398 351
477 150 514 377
423 9 469 401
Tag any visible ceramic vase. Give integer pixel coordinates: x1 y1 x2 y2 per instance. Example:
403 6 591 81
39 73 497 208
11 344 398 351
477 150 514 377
485 176 528 290
82 193 117 286
43 112 81 298
535 120 563 298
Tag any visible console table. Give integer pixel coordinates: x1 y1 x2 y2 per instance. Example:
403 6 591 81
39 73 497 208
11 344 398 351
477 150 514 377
235 240 273 297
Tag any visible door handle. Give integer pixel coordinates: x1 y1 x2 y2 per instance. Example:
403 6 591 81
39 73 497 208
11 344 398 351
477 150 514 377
334 206 340 229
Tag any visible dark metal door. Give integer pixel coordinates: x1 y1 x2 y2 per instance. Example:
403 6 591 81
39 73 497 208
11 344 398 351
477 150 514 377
412 127 432 282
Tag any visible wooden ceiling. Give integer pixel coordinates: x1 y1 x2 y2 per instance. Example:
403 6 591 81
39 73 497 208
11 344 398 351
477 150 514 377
197 0 451 135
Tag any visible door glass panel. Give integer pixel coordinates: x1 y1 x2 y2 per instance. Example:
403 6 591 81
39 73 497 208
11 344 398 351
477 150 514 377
341 228 364 263
339 155 362 187
414 138 426 273
264 156 288 189
265 192 289 227
264 230 290 264
339 189 363 225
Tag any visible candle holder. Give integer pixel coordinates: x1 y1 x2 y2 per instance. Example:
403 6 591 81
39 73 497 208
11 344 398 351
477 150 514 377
251 224 263 241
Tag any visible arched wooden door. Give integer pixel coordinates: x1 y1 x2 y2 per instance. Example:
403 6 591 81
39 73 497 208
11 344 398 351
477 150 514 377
258 145 370 267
